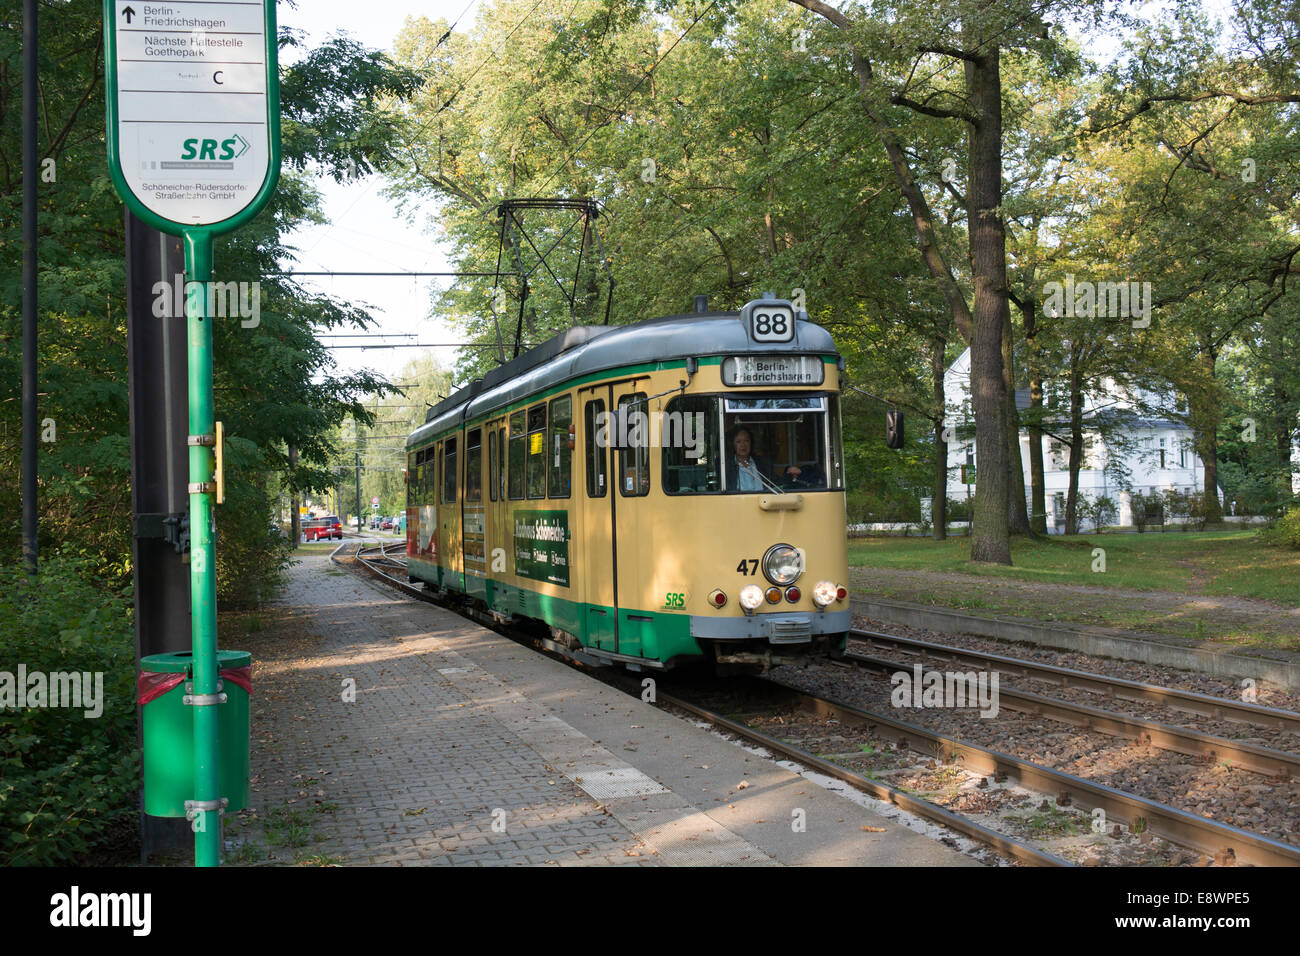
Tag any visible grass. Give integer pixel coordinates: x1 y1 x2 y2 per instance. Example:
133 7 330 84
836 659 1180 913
225 803 340 866
1009 805 1082 838
848 530 1300 606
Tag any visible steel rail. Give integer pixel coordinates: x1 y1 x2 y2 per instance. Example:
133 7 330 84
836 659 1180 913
845 650 1300 779
655 690 1070 867
762 677 1300 867
850 628 1300 734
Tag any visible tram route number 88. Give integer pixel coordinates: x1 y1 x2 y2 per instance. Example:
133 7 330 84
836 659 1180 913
750 304 794 343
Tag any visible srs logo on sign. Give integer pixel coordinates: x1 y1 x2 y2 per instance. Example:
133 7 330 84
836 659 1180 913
180 133 250 161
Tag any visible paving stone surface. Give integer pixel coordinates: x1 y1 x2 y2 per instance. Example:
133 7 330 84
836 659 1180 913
232 554 659 866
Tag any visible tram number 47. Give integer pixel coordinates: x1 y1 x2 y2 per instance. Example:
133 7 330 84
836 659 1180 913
736 559 759 575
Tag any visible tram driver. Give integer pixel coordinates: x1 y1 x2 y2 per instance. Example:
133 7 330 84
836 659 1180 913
727 426 805 491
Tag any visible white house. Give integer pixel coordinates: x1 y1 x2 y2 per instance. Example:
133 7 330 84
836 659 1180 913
940 348 1212 530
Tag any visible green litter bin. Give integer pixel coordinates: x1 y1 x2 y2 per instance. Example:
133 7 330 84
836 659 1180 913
139 650 252 818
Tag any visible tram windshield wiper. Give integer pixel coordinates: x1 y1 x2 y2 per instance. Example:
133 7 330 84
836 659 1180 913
755 468 786 495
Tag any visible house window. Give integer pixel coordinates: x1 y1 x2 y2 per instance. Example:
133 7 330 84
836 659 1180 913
1159 437 1166 470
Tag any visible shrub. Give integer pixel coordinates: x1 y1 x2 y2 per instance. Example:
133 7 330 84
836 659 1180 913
1083 495 1118 532
1161 488 1191 531
1263 507 1300 550
0 552 138 865
1131 491 1163 533
215 467 294 607
1185 492 1213 531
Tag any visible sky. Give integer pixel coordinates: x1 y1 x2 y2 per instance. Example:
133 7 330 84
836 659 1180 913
277 0 480 384
277 0 1242 385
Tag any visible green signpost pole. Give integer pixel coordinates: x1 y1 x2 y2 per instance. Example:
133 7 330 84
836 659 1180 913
104 0 280 867
184 228 220 866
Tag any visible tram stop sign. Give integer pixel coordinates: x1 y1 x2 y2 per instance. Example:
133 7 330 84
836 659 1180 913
103 0 281 235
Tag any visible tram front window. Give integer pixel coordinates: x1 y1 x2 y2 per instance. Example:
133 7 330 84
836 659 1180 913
662 395 841 494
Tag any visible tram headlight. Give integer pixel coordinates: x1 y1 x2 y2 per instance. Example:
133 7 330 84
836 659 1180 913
762 544 803 586
739 585 764 613
813 580 837 608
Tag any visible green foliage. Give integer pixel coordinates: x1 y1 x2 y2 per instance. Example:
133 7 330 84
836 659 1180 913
1081 495 1118 532
0 553 138 866
1262 507 1300 551
0 4 416 589
216 454 294 607
1130 490 1164 533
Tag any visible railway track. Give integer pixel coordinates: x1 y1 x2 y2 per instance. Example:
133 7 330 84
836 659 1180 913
332 546 1300 866
750 677 1300 867
842 643 1300 780
850 628 1300 734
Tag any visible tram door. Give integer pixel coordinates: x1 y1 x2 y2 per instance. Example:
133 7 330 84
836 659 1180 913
610 388 650 658
578 389 616 650
438 435 463 591
483 417 507 608
461 427 485 600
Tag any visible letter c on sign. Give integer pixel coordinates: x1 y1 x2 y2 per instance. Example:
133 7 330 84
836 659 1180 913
213 70 224 85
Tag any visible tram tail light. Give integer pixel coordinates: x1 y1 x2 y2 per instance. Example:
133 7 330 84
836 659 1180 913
785 586 800 603
708 589 727 608
837 586 848 602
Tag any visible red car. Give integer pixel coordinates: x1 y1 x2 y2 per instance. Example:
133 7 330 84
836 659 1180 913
303 515 342 541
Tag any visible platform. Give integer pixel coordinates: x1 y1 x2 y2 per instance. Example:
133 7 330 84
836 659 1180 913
235 551 978 866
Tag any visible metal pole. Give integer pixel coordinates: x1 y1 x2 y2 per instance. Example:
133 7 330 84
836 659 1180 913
183 229 221 866
355 451 362 534
288 444 299 548
21 0 38 577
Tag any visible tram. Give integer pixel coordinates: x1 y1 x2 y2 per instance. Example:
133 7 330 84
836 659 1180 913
405 295 850 670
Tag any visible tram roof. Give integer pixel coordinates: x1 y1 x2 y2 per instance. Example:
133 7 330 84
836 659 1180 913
408 310 839 447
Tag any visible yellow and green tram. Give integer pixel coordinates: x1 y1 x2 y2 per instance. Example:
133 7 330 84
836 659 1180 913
405 295 851 670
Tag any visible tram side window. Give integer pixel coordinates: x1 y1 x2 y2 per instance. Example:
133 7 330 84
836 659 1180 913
487 429 498 502
465 429 482 503
526 404 547 499
508 411 526 500
407 452 417 506
662 396 720 494
584 399 606 498
548 396 572 498
618 392 649 497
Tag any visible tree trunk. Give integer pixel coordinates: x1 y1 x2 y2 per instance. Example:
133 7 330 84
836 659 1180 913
1192 342 1224 523
931 338 948 540
1003 312 1031 534
1274 375 1293 500
1023 302 1047 534
1065 353 1084 534
966 48 1012 564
